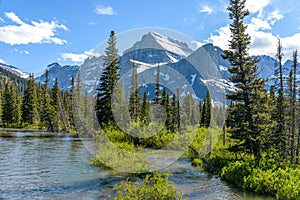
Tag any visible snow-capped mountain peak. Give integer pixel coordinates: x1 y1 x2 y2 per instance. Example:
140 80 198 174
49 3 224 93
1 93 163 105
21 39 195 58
124 31 193 57
0 63 29 78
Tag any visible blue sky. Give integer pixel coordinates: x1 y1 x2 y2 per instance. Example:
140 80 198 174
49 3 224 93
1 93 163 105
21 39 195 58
0 0 299 73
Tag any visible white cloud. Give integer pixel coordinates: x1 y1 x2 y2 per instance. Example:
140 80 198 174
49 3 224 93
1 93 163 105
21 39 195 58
0 17 4 23
205 9 297 60
0 58 6 63
190 40 204 49
206 26 231 50
95 5 117 15
267 10 284 25
250 17 271 31
245 0 272 14
199 6 215 15
5 12 25 25
13 48 30 55
0 12 68 45
62 50 101 64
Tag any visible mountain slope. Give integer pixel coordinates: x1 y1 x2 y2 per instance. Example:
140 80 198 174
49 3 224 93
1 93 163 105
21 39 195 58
0 63 29 79
0 63 27 93
35 63 80 90
120 31 193 74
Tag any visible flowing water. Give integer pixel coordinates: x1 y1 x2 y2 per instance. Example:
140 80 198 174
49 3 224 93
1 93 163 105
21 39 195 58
0 129 274 200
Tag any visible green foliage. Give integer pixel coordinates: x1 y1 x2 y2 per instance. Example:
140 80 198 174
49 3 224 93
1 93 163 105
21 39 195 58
96 31 121 125
22 74 39 125
221 160 253 188
129 62 142 121
220 159 300 199
2 80 21 126
140 91 150 124
224 0 272 163
154 63 161 104
200 91 211 128
39 70 57 132
114 172 184 200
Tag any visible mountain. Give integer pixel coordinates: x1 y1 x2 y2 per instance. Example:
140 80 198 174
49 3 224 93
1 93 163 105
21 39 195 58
0 63 29 79
32 31 300 104
80 56 104 94
120 31 193 74
35 63 80 90
0 63 27 93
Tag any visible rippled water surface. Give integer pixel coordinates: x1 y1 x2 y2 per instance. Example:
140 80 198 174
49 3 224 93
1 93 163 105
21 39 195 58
0 129 274 200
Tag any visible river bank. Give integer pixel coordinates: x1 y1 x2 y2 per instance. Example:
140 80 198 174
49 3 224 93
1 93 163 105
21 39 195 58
0 129 274 199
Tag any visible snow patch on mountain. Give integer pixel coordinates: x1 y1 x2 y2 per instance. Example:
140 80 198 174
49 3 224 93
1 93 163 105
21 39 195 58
0 63 29 78
124 31 193 57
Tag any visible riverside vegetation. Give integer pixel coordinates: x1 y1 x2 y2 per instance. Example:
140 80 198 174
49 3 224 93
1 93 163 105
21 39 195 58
2 0 300 199
91 0 300 199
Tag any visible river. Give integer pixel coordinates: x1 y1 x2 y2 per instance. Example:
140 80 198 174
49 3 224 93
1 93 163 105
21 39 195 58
0 129 274 200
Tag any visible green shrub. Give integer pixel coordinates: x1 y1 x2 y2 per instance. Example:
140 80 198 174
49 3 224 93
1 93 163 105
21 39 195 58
114 172 184 200
220 160 252 188
243 166 300 199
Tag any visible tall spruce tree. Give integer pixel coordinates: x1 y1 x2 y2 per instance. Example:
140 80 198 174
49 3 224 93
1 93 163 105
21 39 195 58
51 78 60 112
224 0 271 163
274 40 288 158
129 61 141 121
141 91 150 124
22 74 39 125
2 80 21 126
200 91 212 128
96 31 121 125
170 94 178 132
40 70 56 132
154 63 161 104
161 87 172 129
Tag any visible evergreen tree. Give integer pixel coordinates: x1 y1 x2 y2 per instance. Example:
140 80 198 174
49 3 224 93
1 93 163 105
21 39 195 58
14 94 22 125
22 74 39 125
69 76 75 127
51 78 60 112
154 63 161 104
182 93 197 127
129 61 141 121
141 91 150 124
198 100 203 125
96 31 121 125
200 91 212 128
40 70 57 132
224 0 271 163
161 87 172 129
2 80 21 126
274 40 288 158
170 94 178 132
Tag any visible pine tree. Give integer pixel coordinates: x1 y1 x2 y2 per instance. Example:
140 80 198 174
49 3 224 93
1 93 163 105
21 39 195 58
2 80 21 126
69 76 75 127
40 70 57 132
96 31 121 125
224 0 271 163
22 74 39 125
182 93 197 127
161 87 172 129
51 78 60 112
129 61 141 121
201 91 212 128
154 63 161 104
141 91 150 124
170 94 178 132
274 40 288 158
291 50 299 163
14 94 22 125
